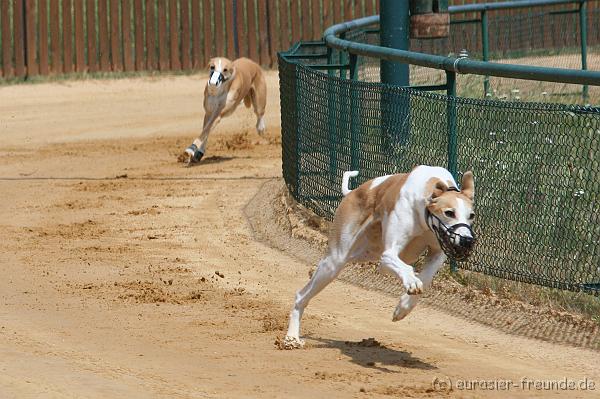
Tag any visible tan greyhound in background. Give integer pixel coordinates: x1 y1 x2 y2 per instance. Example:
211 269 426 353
180 57 267 164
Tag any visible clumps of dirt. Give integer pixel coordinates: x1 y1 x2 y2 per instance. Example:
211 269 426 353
345 338 382 348
276 185 328 250
314 371 371 383
373 384 449 397
274 336 305 350
33 219 107 240
176 151 189 163
116 280 181 304
128 205 161 216
218 132 255 151
260 312 287 332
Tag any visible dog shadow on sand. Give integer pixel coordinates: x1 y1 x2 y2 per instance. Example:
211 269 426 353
306 336 436 373
180 155 236 166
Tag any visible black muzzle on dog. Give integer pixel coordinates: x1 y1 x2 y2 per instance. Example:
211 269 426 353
209 71 226 86
427 211 476 262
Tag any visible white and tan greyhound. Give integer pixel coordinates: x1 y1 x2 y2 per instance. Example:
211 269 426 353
181 57 267 164
283 165 476 348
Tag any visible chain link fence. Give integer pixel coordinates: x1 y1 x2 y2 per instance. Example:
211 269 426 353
279 35 600 294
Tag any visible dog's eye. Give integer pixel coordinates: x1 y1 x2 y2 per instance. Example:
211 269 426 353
223 68 229 73
469 213 475 220
210 65 215 70
444 210 455 218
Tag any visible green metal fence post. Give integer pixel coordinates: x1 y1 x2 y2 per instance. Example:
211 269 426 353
339 33 347 79
481 9 490 97
379 0 411 154
579 0 589 101
327 47 337 180
446 70 458 273
379 0 410 85
349 53 360 188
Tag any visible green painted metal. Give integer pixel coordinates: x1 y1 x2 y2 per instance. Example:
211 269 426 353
379 0 410 86
579 0 589 101
481 10 490 97
278 0 600 294
446 70 458 273
323 14 600 86
278 43 600 294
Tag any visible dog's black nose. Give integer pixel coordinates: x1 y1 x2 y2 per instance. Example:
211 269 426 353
460 235 475 249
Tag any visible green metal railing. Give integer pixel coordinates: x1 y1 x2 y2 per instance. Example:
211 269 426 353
279 0 600 295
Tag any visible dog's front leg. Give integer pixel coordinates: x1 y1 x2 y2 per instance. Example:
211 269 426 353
392 251 446 321
380 249 423 295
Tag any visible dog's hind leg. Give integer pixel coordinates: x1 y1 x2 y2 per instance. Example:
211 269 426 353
284 253 347 348
392 250 446 321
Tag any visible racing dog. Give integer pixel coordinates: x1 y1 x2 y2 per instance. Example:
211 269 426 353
180 57 267 164
283 165 476 349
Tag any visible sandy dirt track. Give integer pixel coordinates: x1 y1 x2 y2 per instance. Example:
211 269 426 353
1 73 599 398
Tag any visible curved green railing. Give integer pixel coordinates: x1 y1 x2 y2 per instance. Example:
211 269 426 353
279 0 600 295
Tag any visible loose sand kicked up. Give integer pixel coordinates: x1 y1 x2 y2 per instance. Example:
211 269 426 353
1 73 599 398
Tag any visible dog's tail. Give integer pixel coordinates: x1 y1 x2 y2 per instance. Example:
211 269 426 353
341 171 359 196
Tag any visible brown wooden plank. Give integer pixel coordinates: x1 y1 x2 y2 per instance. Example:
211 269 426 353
98 0 110 71
50 0 61 74
311 0 320 40
110 0 122 71
169 0 180 69
333 0 342 24
279 0 290 51
122 0 134 71
134 0 144 70
301 0 310 40
181 0 191 69
25 0 38 76
257 0 269 66
323 0 333 30
291 0 300 43
344 0 353 21
355 0 364 18
87 0 98 72
158 0 168 70
14 0 25 77
235 0 246 57
225 0 235 59
146 0 158 71
203 0 212 62
246 0 258 62
214 0 225 56
63 0 73 73
74 0 85 72
146 0 156 70
191 0 201 67
365 0 374 15
2 1 13 77
266 0 278 66
375 0 379 14
39 0 49 75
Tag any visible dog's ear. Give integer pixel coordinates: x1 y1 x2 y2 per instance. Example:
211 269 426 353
429 179 448 202
461 171 475 200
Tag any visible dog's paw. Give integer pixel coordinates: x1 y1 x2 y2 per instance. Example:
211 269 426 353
402 274 423 295
275 336 305 350
392 294 418 322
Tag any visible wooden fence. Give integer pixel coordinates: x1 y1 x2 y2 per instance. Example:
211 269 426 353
1 0 597 79
0 0 379 78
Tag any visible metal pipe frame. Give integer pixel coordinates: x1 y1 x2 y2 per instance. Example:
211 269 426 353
323 1 600 87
